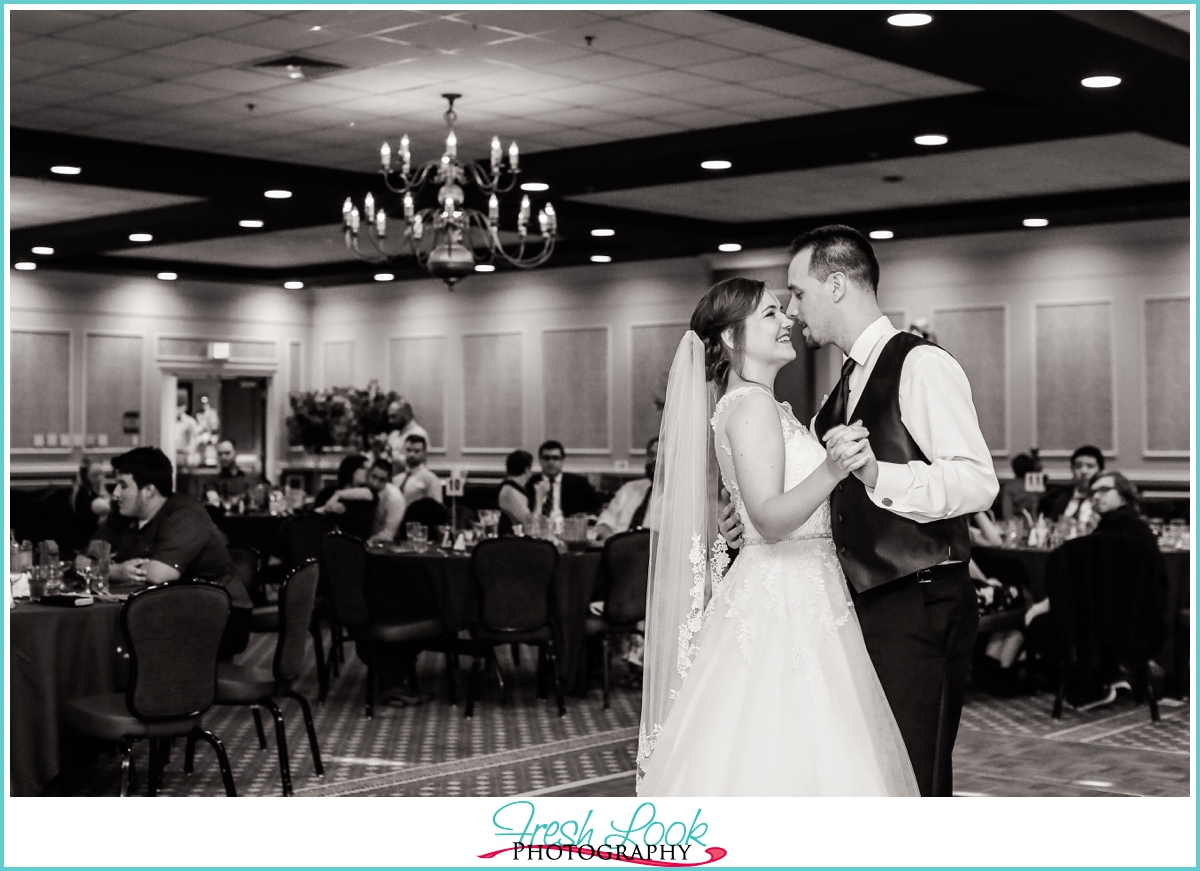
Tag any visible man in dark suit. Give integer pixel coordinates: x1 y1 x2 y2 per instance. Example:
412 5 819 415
1038 445 1104 525
526 440 602 517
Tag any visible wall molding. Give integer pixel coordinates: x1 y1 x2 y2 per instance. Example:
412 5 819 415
1141 294 1190 459
541 324 612 455
386 332 449 454
932 302 1010 458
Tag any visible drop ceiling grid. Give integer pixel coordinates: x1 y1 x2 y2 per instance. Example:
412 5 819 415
9 177 205 230
565 133 1191 223
10 9 977 171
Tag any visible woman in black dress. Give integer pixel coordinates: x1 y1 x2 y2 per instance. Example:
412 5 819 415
497 450 535 536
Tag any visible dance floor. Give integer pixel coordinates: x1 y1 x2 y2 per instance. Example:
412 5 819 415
54 633 1189 798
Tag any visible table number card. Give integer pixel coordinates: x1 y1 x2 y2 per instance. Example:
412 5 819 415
1024 471 1047 493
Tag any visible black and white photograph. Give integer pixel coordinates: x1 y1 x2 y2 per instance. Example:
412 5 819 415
5 3 1192 824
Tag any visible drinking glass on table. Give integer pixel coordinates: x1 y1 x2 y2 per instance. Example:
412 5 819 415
406 522 428 550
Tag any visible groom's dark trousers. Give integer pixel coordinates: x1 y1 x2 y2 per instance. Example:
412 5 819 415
816 331 981 797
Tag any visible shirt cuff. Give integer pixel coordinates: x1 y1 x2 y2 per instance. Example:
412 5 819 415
867 462 913 512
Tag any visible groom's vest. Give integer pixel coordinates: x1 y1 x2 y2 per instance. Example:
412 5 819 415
813 331 971 594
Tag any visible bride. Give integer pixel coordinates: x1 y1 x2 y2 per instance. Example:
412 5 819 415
637 277 918 796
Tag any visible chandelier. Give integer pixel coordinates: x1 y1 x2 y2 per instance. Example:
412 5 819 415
342 93 556 288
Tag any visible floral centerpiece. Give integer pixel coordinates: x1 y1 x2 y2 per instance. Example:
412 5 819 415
287 381 406 453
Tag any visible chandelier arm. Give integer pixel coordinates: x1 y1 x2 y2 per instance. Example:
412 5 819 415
381 161 440 195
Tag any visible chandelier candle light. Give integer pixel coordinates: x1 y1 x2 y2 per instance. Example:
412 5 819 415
342 94 556 288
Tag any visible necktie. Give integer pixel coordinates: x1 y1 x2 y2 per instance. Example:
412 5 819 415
628 485 653 530
542 477 556 515
839 356 856 424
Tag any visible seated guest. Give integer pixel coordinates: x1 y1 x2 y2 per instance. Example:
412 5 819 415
366 459 406 544
314 455 378 540
87 447 253 657
69 456 110 555
498 450 535 536
394 435 443 506
1039 445 1104 526
594 437 658 543
999 452 1042 520
1090 471 1162 555
204 439 264 505
384 399 429 464
527 440 602 517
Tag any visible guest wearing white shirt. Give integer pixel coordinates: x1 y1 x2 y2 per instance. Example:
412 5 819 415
393 434 443 506
1039 445 1104 528
384 400 430 464
594 437 658 542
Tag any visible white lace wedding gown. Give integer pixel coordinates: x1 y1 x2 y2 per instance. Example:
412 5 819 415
638 385 919 796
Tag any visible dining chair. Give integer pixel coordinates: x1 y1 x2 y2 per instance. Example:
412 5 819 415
319 531 451 718
201 560 324 796
464 537 565 718
280 513 341 700
61 582 237 797
584 529 651 709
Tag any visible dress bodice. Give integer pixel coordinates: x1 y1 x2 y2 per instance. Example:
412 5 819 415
711 385 833 546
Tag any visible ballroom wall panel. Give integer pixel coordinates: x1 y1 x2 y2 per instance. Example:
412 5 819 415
934 305 1007 454
1034 301 1114 453
1144 297 1190 455
388 335 447 451
629 323 687 453
543 327 610 453
462 332 523 452
85 333 145 451
322 340 354 388
10 330 71 452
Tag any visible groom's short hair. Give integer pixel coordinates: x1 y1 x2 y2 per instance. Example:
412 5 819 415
788 224 879 294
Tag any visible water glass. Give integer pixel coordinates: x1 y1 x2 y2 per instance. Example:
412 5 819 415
28 565 47 602
406 521 428 544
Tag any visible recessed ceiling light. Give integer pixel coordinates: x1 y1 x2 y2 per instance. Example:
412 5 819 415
50 165 81 175
14 262 36 270
520 182 549 192
129 233 153 242
914 134 948 146
1023 218 1049 228
264 189 292 199
284 281 305 289
718 243 742 252
888 12 932 26
31 246 54 255
1081 75 1121 89
869 230 895 240
474 264 496 273
157 272 177 281
310 25 321 31
590 255 612 263
374 273 394 281
591 229 615 237
239 219 264 228
701 160 732 170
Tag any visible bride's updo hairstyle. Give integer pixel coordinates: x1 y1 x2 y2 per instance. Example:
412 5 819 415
690 277 766 390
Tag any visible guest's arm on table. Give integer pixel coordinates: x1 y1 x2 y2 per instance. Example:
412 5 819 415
970 511 1005 547
141 506 211 584
828 348 999 521
594 482 639 542
498 485 533 531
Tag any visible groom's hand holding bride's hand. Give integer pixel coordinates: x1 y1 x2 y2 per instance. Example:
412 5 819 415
825 422 879 488
718 488 744 549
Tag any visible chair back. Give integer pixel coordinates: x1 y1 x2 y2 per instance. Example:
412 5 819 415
319 531 371 628
399 497 449 540
227 545 262 604
274 561 321 683
470 537 559 632
281 513 337 570
122 582 230 721
600 529 651 625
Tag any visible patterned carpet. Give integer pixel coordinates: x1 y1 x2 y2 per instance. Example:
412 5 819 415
61 633 1188 797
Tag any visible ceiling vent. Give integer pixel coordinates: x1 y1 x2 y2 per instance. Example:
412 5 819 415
251 54 347 81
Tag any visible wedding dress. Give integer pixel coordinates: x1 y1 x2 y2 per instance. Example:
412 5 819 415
637 383 919 796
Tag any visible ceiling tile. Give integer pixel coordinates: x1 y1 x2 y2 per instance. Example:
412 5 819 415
613 37 743 68
472 38 590 67
76 117 182 141
175 68 292 94
30 68 153 96
604 68 721 94
149 36 275 65
11 57 68 82
11 37 126 67
117 10 270 34
539 107 629 128
536 82 640 107
767 43 868 70
888 77 977 99
109 222 353 267
203 93 309 117
530 128 613 149
10 177 204 230
120 81 231 106
213 18 344 51
672 83 777 109
278 35 419 68
8 82 81 106
459 67 581 95
540 54 658 82
64 93 172 118
457 9 606 31
756 71 852 98
88 52 215 80
250 81 365 107
621 11 735 37
658 107 755 129
592 118 683 139
682 56 798 82
476 94 572 117
318 67 438 95
547 19 682 51
737 97 827 120
701 25 814 54
11 10 103 35
834 59 928 87
388 17 506 52
604 95 701 118
812 85 912 110
267 104 362 126
12 106 116 132
57 19 192 51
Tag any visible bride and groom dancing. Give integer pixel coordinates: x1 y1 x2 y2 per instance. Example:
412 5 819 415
637 225 999 797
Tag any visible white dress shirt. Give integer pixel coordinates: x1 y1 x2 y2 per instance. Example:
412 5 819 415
394 463 443 505
817 315 999 523
597 478 653 533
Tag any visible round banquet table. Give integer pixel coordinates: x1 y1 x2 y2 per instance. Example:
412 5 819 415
216 512 286 560
972 544 1190 690
367 546 604 696
9 600 125 796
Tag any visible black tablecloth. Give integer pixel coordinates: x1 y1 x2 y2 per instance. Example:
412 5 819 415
9 601 125 796
367 548 603 695
216 513 286 560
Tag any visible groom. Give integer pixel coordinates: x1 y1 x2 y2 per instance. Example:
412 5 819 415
723 225 998 796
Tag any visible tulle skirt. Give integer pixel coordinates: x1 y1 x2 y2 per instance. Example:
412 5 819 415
638 536 919 796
